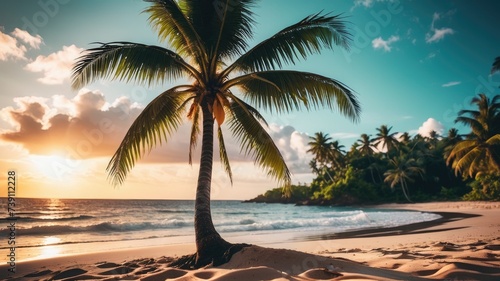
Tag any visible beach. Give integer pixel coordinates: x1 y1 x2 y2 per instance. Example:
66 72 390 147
2 201 500 281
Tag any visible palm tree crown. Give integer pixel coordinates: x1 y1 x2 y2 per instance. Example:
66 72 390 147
307 132 333 165
447 93 500 177
357 133 375 156
71 0 360 267
373 125 399 153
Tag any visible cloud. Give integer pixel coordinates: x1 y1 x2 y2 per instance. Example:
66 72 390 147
0 29 28 61
442 81 461 87
426 12 454 43
25 44 84 84
417 118 445 137
0 91 314 177
353 0 374 8
330 132 359 139
426 28 454 43
0 90 142 159
267 124 312 174
11 28 43 49
372 36 399 52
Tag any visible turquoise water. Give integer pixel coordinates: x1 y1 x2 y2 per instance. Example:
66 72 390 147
0 198 440 261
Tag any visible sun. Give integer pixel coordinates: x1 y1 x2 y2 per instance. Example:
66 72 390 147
28 154 79 181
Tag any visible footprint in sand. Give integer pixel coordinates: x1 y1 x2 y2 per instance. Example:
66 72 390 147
24 269 53 278
51 268 88 280
96 262 121 268
98 266 135 275
140 268 187 281
194 270 217 279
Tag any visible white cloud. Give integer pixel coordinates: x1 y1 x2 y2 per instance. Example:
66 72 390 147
426 12 454 43
0 29 27 61
418 118 445 138
25 44 84 84
372 35 399 52
268 124 312 174
11 28 43 49
442 81 461 87
426 27 454 43
351 0 395 10
353 0 374 8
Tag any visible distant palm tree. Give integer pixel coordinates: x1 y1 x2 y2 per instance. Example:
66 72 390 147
384 154 424 202
357 133 374 156
399 132 411 146
492 56 500 74
443 128 462 159
373 125 399 153
446 128 461 143
330 140 346 168
307 132 333 164
447 94 500 177
308 132 335 181
71 0 359 267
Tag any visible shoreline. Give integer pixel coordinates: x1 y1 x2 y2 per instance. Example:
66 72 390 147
2 201 499 280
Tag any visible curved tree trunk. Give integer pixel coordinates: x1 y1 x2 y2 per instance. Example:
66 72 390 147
193 99 232 266
400 180 412 203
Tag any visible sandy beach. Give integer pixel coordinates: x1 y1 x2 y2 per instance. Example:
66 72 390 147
2 201 499 281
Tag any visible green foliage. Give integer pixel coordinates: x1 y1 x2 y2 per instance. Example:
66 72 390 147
463 174 500 201
247 184 311 203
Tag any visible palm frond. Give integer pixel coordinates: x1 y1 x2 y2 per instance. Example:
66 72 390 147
71 42 199 90
225 12 351 74
217 126 233 184
187 99 201 165
181 0 255 61
143 0 206 64
225 70 360 121
106 88 190 185
492 56 500 74
226 96 291 188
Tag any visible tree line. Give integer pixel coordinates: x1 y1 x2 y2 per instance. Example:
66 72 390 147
249 63 500 205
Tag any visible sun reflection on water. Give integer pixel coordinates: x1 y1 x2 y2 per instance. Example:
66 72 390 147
43 236 62 245
36 236 63 259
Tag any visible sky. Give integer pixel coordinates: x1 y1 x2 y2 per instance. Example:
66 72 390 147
0 0 499 200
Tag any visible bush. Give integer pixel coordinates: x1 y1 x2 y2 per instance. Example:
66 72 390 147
463 174 500 201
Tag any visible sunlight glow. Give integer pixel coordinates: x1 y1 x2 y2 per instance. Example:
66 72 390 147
43 236 62 245
29 155 78 181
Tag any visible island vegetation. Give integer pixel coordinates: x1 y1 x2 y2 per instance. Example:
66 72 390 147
248 92 500 205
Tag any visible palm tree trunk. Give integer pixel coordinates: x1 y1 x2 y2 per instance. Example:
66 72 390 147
400 180 412 203
194 99 231 266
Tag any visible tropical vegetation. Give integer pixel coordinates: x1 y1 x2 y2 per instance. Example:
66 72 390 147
71 0 360 268
250 93 500 205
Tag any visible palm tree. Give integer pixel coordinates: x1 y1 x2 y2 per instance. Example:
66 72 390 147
357 133 374 156
307 132 333 164
447 94 500 177
373 125 399 153
384 153 424 202
443 128 462 159
329 140 346 168
307 132 335 181
399 132 411 146
71 0 360 267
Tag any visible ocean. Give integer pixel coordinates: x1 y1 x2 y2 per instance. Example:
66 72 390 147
1 198 441 261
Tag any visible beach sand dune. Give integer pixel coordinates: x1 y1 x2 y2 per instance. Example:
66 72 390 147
3 201 499 281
